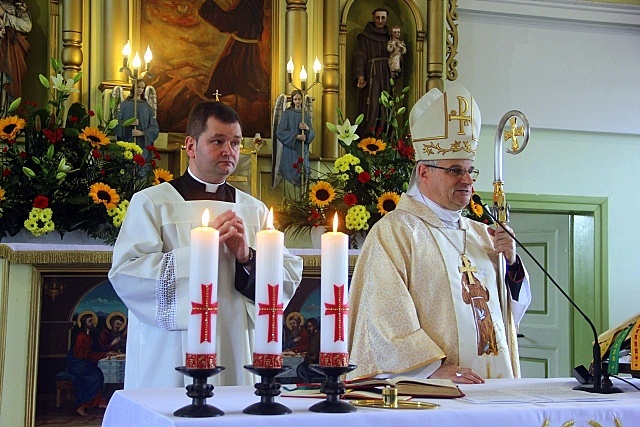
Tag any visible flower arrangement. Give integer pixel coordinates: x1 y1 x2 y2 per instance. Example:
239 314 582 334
0 58 173 244
276 80 415 244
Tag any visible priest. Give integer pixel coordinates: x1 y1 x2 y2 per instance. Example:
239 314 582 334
109 101 303 388
348 83 531 383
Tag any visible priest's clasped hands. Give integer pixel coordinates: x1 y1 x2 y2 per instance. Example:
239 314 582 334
210 209 252 265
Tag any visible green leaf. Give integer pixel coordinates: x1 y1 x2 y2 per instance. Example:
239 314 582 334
96 104 104 122
326 122 338 133
390 78 395 86
397 107 406 115
39 74 50 89
73 71 83 84
122 117 137 127
108 119 119 130
402 86 410 93
355 114 364 126
46 144 55 158
32 157 41 165
7 97 21 113
56 172 67 180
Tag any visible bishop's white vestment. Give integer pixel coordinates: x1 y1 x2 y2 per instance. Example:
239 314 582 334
348 194 530 380
109 181 303 388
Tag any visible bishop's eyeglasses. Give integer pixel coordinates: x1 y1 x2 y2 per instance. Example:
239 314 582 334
425 165 479 181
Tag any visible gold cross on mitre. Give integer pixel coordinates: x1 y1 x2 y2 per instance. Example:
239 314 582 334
459 254 477 284
503 116 525 151
448 95 471 135
213 89 221 101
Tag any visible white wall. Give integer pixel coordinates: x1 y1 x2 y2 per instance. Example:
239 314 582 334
455 0 640 326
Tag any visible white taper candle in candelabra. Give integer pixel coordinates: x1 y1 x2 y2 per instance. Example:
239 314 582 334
253 208 284 368
186 209 219 369
319 213 350 367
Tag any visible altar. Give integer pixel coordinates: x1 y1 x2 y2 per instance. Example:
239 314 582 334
102 378 640 427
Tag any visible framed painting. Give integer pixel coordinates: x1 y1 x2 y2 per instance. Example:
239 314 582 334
139 0 273 137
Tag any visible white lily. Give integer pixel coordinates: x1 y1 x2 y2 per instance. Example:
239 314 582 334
336 118 359 146
51 74 79 94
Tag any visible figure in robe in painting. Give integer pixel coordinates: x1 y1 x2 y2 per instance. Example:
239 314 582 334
0 0 31 118
460 261 499 356
115 80 160 151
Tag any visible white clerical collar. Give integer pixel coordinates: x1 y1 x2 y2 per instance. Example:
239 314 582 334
187 168 226 193
407 186 462 229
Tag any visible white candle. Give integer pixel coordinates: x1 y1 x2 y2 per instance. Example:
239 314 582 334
186 209 219 368
253 208 284 368
320 213 349 366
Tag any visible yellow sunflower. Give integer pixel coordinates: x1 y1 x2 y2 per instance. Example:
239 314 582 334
358 137 386 155
469 196 484 216
0 187 5 202
309 181 336 207
377 192 401 215
79 127 110 148
89 182 120 210
0 116 26 140
153 168 174 185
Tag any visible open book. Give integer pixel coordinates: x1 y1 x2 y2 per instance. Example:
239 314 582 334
344 376 464 398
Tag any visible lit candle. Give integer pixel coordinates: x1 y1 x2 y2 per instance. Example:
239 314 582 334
122 40 131 68
186 209 219 369
132 52 141 79
313 57 322 83
299 66 307 91
144 45 153 71
319 213 349 367
253 208 285 368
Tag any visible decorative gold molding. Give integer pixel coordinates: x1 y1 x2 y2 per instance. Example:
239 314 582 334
0 246 113 265
0 259 8 408
24 267 41 427
446 0 459 82
60 0 83 103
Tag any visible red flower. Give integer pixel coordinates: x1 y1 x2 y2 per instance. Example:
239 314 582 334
2 147 6 152
155 152 161 160
92 149 101 158
7 139 15 145
307 208 321 222
146 145 156 151
374 169 382 177
344 193 357 206
133 154 146 166
104 154 111 161
33 195 49 209
396 138 415 158
19 151 26 159
43 128 64 144
69 116 78 123
151 160 157 168
297 157 304 163
88 110 95 117
2 169 11 177
100 170 106 175
358 171 371 184
293 162 299 170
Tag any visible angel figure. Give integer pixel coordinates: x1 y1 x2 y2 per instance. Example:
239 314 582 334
115 79 159 150
271 90 315 188
387 26 407 79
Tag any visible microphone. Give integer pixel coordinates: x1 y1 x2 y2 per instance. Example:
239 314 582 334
472 194 622 394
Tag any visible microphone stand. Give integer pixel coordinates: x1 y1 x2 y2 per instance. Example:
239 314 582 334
474 195 623 394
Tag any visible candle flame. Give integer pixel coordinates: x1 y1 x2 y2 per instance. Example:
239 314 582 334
333 212 338 233
299 66 307 81
132 52 142 69
267 208 274 230
313 57 322 73
144 45 153 63
122 40 131 57
202 209 210 227
286 57 294 73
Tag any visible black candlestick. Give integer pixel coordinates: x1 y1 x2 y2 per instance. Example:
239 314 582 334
173 366 225 417
242 365 292 415
308 364 357 413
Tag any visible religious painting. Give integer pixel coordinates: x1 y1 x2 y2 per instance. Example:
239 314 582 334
140 0 272 137
36 273 127 424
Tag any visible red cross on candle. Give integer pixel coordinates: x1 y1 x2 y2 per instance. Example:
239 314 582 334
191 283 218 343
324 284 349 342
258 283 283 342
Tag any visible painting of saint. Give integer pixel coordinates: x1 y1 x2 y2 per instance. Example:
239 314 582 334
140 0 272 137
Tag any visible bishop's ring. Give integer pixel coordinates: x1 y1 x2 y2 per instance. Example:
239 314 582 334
456 371 463 377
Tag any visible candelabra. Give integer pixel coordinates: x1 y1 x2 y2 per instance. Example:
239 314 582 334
120 40 153 131
285 57 322 187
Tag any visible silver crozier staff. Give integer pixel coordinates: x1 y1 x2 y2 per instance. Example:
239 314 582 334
492 111 530 357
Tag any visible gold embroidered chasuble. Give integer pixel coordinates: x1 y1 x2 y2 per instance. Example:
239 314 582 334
348 194 520 380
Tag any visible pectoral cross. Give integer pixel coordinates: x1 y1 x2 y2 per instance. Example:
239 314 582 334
324 284 349 342
258 284 284 342
459 254 477 285
213 89 221 101
504 116 525 151
191 283 218 343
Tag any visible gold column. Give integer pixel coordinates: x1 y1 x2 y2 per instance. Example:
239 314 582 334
48 1 60 68
427 0 445 92
285 0 308 91
60 0 83 103
322 0 339 159
102 0 130 86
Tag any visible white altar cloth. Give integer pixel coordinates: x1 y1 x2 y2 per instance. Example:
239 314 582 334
102 378 640 427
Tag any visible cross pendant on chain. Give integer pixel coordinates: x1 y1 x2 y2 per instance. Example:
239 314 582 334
459 254 477 284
